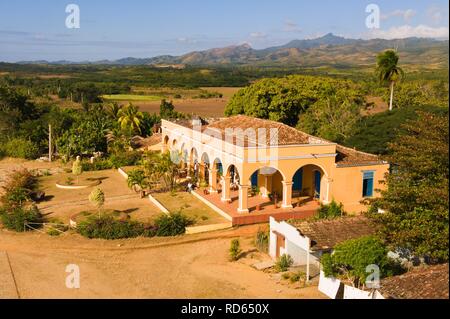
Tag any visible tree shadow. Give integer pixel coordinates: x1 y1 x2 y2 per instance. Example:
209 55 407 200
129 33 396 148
87 177 109 182
120 208 139 214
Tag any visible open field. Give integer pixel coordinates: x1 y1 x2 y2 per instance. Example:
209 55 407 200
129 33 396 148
101 94 164 102
105 87 241 117
0 227 325 299
152 192 229 226
123 98 228 117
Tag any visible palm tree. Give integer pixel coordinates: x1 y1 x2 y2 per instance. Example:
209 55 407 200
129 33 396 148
117 103 144 134
107 102 122 120
376 50 405 111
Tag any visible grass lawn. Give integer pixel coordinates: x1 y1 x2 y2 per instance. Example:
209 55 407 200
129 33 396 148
152 192 228 226
37 169 161 224
101 94 164 102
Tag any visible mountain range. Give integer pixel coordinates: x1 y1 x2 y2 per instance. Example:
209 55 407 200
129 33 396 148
17 33 449 68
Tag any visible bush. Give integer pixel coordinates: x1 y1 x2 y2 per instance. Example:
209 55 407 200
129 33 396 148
275 254 294 272
229 239 242 261
289 271 306 283
1 169 38 208
0 206 42 232
154 212 195 237
4 138 39 159
77 214 149 240
255 228 269 253
81 158 114 171
317 200 345 220
108 151 142 169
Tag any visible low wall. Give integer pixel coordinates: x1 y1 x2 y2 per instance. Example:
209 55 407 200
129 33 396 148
117 167 128 179
186 222 232 235
148 194 170 214
55 180 101 190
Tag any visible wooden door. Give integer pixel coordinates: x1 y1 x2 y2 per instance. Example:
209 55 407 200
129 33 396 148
275 233 285 258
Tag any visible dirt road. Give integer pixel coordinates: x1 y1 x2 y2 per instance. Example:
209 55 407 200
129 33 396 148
0 228 325 299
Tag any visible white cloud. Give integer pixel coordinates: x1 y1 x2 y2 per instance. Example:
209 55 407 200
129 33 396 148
381 9 416 22
426 5 446 25
176 37 198 44
282 20 302 33
249 32 267 39
367 24 449 39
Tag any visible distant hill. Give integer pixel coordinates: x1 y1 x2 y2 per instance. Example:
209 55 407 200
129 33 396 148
16 33 449 68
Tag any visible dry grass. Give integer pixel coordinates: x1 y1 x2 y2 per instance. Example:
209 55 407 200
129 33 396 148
37 169 161 223
152 191 228 226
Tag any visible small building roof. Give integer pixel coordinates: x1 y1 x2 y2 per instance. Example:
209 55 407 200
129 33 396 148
290 216 377 251
379 264 449 299
133 133 162 149
335 145 386 167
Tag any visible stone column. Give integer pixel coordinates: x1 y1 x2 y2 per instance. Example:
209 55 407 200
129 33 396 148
261 175 269 198
221 176 231 202
281 181 293 209
238 184 250 213
209 168 218 193
323 177 333 204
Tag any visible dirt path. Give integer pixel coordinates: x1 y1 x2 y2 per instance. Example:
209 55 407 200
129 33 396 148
0 228 325 299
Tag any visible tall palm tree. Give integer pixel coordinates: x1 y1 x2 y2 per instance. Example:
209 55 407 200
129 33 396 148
117 103 144 134
376 50 405 111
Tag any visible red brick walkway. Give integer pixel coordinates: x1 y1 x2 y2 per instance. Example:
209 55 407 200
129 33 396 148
195 189 319 226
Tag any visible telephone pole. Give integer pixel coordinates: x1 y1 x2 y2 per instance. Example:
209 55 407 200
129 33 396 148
48 124 52 162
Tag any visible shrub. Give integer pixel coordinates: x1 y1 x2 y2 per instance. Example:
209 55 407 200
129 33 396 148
317 200 345 220
154 212 195 237
275 254 294 272
255 228 269 253
4 138 39 159
108 151 141 169
77 214 148 240
289 271 306 283
81 158 114 171
0 206 42 232
89 187 105 211
229 239 242 261
1 169 37 207
72 158 83 177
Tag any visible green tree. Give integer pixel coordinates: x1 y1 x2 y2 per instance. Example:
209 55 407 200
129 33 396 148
321 236 391 288
72 157 83 184
369 111 449 262
225 75 364 127
106 102 122 120
89 187 105 216
118 103 144 135
298 95 361 143
127 169 148 197
159 99 175 119
376 50 404 111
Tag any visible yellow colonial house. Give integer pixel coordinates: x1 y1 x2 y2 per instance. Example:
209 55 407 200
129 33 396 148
161 115 389 225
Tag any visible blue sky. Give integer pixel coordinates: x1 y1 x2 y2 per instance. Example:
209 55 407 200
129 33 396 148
0 0 448 62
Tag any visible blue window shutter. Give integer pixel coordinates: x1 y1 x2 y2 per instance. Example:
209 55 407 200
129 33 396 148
366 178 374 197
362 171 375 197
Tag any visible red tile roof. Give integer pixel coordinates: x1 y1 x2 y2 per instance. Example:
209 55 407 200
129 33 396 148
167 116 386 165
290 216 377 251
379 264 449 299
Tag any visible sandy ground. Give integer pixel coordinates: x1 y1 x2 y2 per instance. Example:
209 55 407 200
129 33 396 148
0 227 325 299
